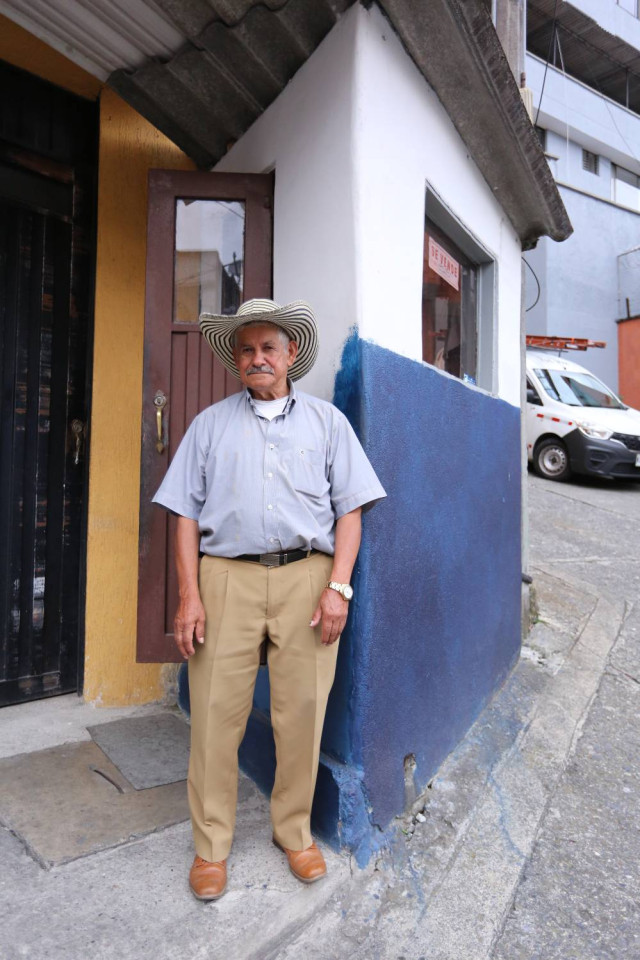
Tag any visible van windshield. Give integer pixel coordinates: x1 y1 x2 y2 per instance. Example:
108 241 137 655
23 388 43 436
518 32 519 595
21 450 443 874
534 368 625 409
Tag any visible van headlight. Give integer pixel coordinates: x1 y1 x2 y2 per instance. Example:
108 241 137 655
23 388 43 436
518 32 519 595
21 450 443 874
576 421 613 440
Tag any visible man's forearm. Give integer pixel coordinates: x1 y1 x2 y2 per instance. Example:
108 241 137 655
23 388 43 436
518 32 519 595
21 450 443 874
175 516 201 598
311 507 362 645
330 507 362 583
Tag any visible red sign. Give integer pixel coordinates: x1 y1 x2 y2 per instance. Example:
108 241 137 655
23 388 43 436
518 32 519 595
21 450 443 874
428 237 460 291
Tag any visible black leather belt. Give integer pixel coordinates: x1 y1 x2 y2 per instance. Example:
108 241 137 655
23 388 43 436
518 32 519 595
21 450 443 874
236 549 314 567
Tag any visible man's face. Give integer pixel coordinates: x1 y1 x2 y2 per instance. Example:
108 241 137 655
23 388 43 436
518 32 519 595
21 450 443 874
233 323 298 398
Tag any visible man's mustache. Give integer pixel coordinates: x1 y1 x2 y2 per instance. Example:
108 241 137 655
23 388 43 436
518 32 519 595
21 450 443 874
247 365 275 375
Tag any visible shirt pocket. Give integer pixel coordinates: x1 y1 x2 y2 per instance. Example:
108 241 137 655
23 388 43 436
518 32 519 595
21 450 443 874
290 447 328 498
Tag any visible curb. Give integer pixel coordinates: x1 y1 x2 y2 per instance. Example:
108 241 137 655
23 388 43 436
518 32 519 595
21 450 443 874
391 577 626 959
271 568 628 960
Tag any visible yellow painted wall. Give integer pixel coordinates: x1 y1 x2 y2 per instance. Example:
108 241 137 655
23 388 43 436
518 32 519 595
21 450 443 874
83 89 195 705
0 14 102 99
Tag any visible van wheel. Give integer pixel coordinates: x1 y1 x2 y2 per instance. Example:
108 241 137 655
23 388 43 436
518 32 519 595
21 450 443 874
533 439 572 481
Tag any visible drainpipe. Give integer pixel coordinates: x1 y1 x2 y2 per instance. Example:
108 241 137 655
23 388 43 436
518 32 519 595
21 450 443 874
494 0 531 634
493 0 526 81
520 255 531 636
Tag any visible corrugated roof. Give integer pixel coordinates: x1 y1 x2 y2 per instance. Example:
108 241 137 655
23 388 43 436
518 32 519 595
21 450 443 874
108 0 355 167
0 0 185 78
0 0 354 166
0 0 571 243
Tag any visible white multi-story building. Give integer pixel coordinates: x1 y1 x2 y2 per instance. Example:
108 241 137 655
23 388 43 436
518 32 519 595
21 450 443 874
526 0 640 394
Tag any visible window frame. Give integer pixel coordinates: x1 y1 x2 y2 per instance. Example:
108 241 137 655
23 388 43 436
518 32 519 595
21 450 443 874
423 186 497 393
617 0 639 18
612 163 640 209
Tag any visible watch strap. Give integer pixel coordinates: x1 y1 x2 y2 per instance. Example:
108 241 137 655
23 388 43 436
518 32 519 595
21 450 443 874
326 580 353 600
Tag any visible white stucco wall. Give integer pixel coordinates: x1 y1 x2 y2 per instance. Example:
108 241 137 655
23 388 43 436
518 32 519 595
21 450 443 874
214 8 359 401
216 2 523 406
528 53 640 178
352 4 523 405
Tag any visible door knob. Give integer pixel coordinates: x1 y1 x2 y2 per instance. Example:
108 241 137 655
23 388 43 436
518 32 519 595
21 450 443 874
154 391 167 453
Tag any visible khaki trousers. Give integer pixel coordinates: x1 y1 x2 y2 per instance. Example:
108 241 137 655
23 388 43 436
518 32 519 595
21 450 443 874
187 551 338 862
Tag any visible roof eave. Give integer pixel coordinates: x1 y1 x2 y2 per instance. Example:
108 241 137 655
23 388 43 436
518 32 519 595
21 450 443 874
377 0 573 246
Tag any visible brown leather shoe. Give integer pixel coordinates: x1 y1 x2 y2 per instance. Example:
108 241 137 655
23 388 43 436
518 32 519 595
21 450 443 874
189 856 227 900
273 838 327 883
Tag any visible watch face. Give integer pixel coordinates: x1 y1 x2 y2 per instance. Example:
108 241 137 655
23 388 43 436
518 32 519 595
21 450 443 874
343 585 354 600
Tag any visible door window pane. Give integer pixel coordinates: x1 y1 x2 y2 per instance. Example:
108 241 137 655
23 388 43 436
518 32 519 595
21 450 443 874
422 220 478 383
173 199 245 323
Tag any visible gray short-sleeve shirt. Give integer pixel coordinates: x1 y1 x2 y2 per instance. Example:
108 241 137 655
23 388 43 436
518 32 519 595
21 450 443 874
152 382 386 557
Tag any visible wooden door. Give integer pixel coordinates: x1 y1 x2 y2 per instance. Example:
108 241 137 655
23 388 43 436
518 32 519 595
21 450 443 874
0 64 97 704
137 170 274 662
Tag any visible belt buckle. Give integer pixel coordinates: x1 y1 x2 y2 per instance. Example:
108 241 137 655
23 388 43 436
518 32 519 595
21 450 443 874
259 553 281 567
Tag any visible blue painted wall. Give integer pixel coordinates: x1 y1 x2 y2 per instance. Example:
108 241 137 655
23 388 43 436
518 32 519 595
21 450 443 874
328 336 522 831
180 334 522 862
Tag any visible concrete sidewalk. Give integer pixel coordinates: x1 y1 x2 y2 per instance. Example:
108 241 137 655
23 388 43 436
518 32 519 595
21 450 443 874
1 472 638 959
0 695 355 960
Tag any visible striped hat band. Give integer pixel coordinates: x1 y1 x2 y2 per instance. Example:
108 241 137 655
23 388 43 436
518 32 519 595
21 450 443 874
199 298 318 382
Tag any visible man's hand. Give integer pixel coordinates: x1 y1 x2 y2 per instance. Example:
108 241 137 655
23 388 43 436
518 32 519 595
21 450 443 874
174 593 206 660
310 588 348 646
174 516 204 660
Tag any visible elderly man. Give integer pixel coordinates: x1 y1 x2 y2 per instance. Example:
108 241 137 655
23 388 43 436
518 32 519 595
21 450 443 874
153 298 385 900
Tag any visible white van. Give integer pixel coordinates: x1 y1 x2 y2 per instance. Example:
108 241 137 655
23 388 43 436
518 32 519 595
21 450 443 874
526 349 640 482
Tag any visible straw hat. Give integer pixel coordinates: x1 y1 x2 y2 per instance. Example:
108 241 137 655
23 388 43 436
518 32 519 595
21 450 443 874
199 298 318 381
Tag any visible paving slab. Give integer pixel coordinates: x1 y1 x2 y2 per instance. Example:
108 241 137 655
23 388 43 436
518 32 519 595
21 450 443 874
0 695 177 761
0 774 352 960
87 714 190 789
0 740 189 866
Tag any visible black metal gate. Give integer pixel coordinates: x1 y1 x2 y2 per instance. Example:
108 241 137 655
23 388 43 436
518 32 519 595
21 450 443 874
0 62 97 705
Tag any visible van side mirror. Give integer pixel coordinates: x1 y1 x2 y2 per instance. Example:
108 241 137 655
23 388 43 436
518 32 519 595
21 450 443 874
527 387 542 406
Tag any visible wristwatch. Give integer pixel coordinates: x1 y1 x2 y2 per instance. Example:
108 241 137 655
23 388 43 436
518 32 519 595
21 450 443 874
327 580 354 601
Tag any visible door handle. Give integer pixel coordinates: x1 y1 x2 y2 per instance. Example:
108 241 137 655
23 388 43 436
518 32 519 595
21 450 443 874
154 391 167 453
71 419 85 465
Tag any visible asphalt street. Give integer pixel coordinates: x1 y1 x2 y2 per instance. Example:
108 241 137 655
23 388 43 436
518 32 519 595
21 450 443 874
492 472 640 960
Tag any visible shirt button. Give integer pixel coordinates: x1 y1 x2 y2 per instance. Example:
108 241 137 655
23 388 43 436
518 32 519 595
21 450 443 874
270 537 276 543
267 504 273 510
269 443 275 450
267 472 273 479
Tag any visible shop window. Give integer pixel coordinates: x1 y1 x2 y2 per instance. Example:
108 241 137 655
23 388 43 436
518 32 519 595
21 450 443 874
423 219 479 384
613 165 640 210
